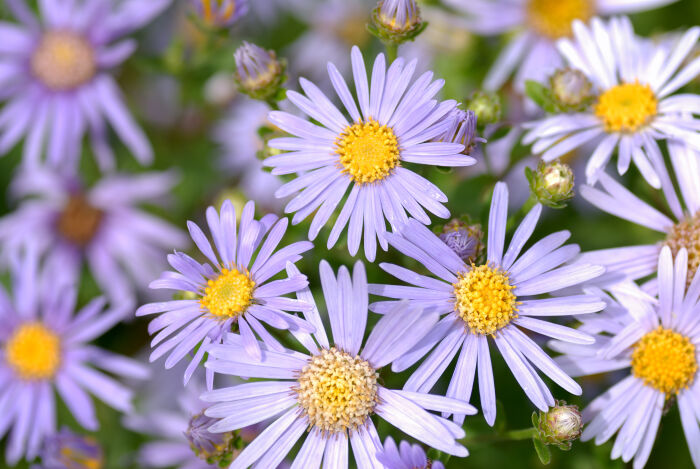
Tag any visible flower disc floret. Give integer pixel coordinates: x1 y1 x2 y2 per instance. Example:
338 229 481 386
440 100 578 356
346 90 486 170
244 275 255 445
5 323 61 380
31 31 96 90
200 268 255 319
594 82 658 133
336 119 400 184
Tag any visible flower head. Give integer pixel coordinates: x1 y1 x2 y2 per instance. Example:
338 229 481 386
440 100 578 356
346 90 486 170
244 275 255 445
39 428 103 469
371 0 425 45
526 160 575 208
234 42 286 101
136 200 314 387
369 182 605 425
536 401 583 449
201 261 475 467
264 46 475 261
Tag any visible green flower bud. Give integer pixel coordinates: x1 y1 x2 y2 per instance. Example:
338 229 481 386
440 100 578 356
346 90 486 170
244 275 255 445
535 401 583 450
549 68 595 111
234 42 287 102
526 160 575 209
185 412 244 467
369 0 427 46
466 91 501 126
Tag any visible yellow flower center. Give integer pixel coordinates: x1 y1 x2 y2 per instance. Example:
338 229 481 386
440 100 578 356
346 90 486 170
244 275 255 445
295 347 378 434
57 195 103 246
666 211 700 285
453 264 519 335
526 0 593 39
631 327 697 396
336 119 400 184
5 323 61 380
594 82 658 133
200 268 255 319
31 31 96 90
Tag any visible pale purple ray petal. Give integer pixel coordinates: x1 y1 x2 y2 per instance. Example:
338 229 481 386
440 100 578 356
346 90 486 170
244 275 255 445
445 334 478 424
350 425 383 469
514 264 604 296
228 408 299 469
327 62 361 122
206 393 296 428
351 46 370 119
518 295 605 316
290 429 326 469
323 431 349 469
55 374 98 430
502 204 542 270
487 182 508 266
508 230 571 278
404 328 464 393
477 335 496 426
390 316 457 372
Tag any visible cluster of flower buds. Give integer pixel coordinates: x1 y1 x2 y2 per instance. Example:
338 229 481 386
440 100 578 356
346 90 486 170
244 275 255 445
438 218 484 264
526 160 575 209
534 401 583 450
190 0 248 29
369 0 427 46
233 42 287 102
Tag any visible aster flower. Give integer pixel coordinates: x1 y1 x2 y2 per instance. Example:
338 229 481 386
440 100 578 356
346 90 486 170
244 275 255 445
0 168 186 305
264 46 475 260
0 0 171 171
0 247 148 464
36 428 103 469
136 200 314 387
522 17 700 187
377 437 445 469
369 182 605 425
190 0 248 28
202 261 475 468
444 0 678 94
553 246 700 468
578 146 700 290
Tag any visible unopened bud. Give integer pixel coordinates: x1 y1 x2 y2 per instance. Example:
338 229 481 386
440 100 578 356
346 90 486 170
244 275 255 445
439 109 485 154
466 91 501 126
185 412 242 466
549 68 594 111
370 0 426 45
536 401 583 449
234 42 286 102
191 0 248 28
41 428 103 469
526 160 574 209
439 219 483 264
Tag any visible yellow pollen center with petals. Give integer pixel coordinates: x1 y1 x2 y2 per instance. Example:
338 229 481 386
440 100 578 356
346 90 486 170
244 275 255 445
200 268 255 319
453 264 519 335
666 211 700 285
594 82 658 133
526 0 593 39
295 347 379 434
336 119 400 184
31 31 96 90
631 327 697 396
5 323 61 380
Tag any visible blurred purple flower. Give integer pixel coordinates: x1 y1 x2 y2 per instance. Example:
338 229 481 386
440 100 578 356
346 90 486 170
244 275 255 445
0 246 148 465
0 0 171 171
37 428 103 469
0 168 187 305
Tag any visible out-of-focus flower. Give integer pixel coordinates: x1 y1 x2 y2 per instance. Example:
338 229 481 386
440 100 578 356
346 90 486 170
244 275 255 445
0 169 186 305
438 218 483 264
136 200 313 388
526 160 575 208
554 247 700 468
466 91 502 125
369 182 605 425
523 17 700 188
444 0 678 95
535 401 583 449
233 42 286 101
190 0 248 28
0 0 171 171
264 46 475 261
0 247 148 465
202 261 473 467
377 436 445 469
38 428 103 469
439 109 485 155
549 68 595 110
371 0 426 45
578 145 699 290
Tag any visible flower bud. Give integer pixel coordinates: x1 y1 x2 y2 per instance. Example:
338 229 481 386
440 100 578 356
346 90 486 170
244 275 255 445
439 109 485 154
41 428 103 469
536 401 583 449
185 412 242 466
234 42 287 101
371 0 426 45
549 68 594 111
190 0 248 28
466 91 501 125
439 219 483 264
526 160 575 209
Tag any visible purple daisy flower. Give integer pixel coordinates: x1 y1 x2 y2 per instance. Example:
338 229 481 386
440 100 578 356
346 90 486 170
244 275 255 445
36 428 103 469
369 182 606 425
264 46 476 261
377 436 445 469
136 200 314 388
553 246 700 468
0 168 187 304
202 261 475 468
0 0 171 171
0 246 148 465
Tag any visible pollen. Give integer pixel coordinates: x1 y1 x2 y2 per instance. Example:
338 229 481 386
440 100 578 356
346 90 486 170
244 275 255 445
57 195 103 246
594 82 658 133
631 327 697 396
5 323 61 380
336 119 401 184
200 268 255 319
294 347 379 435
453 264 519 336
666 211 700 285
31 31 96 90
526 0 593 39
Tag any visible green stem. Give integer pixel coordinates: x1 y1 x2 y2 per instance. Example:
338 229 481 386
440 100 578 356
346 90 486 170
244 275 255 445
265 98 280 111
384 42 398 62
461 428 537 445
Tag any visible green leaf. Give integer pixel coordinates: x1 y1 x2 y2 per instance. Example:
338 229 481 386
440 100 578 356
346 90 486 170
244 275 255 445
525 80 558 113
532 436 552 465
